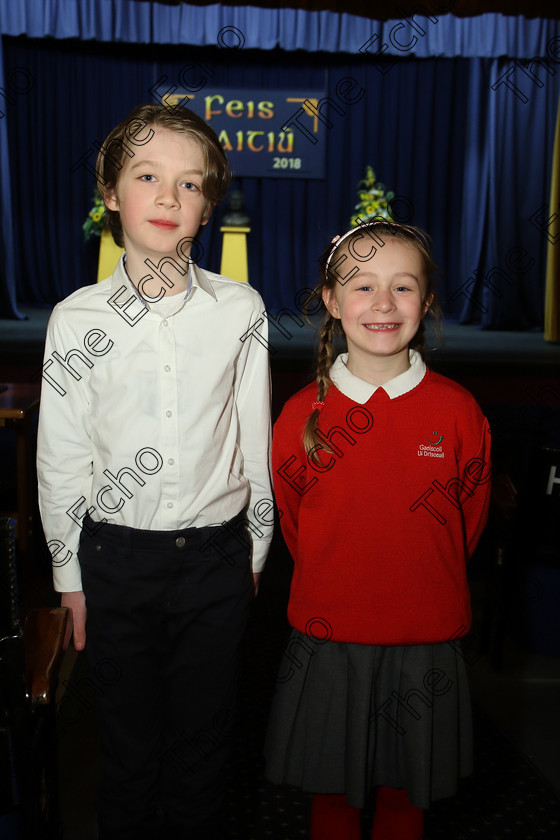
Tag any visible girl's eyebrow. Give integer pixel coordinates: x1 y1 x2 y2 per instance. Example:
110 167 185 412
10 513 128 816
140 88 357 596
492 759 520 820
351 270 420 281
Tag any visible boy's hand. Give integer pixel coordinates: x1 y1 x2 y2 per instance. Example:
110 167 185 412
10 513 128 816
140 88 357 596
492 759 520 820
252 572 261 598
61 590 87 651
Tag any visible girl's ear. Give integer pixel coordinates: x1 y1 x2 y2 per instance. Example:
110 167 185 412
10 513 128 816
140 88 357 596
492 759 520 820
422 291 434 317
322 286 340 319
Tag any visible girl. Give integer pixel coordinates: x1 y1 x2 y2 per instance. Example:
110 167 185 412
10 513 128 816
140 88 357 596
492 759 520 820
265 221 491 840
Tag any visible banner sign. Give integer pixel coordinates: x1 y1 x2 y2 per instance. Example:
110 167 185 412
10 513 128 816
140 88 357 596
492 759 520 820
162 89 327 179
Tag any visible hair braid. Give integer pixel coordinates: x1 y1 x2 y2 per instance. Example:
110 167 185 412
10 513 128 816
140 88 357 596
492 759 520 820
303 314 337 462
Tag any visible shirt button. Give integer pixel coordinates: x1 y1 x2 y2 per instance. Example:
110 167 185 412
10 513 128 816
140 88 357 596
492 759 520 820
163 319 169 327
166 410 172 418
168 458 175 465
167 501 174 509
176 536 186 548
164 364 171 373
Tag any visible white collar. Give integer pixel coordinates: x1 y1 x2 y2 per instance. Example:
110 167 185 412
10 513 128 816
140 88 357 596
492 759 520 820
329 349 427 404
111 255 218 314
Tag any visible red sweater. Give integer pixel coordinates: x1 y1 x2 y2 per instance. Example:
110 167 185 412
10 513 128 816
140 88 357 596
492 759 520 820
272 370 491 646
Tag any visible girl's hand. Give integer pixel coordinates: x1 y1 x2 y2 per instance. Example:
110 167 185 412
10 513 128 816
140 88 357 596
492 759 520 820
61 590 87 651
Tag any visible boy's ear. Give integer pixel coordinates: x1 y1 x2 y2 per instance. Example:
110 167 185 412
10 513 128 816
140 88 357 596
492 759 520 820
104 189 119 212
322 287 340 319
200 203 214 226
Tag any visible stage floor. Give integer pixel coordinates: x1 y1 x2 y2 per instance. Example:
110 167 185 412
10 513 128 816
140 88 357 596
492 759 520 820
1 305 559 375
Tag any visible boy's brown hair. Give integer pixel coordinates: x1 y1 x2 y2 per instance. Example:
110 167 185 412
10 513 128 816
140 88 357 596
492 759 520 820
95 103 231 247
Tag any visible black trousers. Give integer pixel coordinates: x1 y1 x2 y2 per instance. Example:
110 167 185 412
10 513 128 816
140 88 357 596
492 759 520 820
78 512 252 840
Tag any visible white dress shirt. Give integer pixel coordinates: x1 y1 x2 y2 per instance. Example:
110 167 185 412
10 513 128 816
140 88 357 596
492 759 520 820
37 257 273 592
329 349 427 402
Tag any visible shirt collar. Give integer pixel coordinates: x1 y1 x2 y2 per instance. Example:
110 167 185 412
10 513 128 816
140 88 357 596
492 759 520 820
110 254 218 309
329 349 427 403
191 262 217 301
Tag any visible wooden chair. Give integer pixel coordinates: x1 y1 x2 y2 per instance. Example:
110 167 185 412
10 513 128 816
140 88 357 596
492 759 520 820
0 517 68 839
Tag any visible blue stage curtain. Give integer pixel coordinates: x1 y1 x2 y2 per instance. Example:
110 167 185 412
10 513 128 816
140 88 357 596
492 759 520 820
456 58 560 328
0 0 559 55
2 33 560 330
1 0 560 322
0 36 24 318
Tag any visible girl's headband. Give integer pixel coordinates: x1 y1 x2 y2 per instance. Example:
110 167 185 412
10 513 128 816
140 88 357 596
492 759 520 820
323 219 429 282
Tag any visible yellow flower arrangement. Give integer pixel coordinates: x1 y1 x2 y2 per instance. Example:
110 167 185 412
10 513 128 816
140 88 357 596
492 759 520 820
350 165 395 227
83 188 107 241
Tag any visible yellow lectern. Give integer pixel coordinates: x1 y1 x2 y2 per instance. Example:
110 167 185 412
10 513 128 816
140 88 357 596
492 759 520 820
220 226 250 284
97 228 124 282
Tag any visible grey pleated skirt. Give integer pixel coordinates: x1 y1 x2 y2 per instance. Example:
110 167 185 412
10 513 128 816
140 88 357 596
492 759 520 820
264 630 473 809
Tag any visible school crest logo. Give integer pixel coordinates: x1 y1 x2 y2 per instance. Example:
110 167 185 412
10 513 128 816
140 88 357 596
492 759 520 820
418 431 445 458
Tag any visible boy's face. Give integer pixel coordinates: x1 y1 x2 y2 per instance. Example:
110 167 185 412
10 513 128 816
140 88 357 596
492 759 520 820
105 128 211 278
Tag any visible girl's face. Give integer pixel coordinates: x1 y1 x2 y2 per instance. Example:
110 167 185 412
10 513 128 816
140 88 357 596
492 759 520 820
322 238 432 382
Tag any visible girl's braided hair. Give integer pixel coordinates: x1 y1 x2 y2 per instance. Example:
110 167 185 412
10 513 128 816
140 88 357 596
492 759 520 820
302 220 441 462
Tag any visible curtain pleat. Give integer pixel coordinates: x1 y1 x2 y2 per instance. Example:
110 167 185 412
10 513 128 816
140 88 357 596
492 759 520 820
0 36 23 318
544 94 560 342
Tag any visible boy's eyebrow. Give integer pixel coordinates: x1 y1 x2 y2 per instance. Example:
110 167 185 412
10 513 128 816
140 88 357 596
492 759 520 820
129 159 203 176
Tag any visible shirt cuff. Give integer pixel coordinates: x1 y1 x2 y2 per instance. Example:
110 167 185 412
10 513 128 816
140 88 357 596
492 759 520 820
251 539 272 574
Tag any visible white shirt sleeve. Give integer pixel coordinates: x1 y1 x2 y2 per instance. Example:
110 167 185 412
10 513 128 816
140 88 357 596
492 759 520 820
37 305 94 591
234 307 273 572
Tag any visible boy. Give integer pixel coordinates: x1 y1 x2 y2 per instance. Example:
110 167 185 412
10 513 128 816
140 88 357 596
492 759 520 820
37 103 273 840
